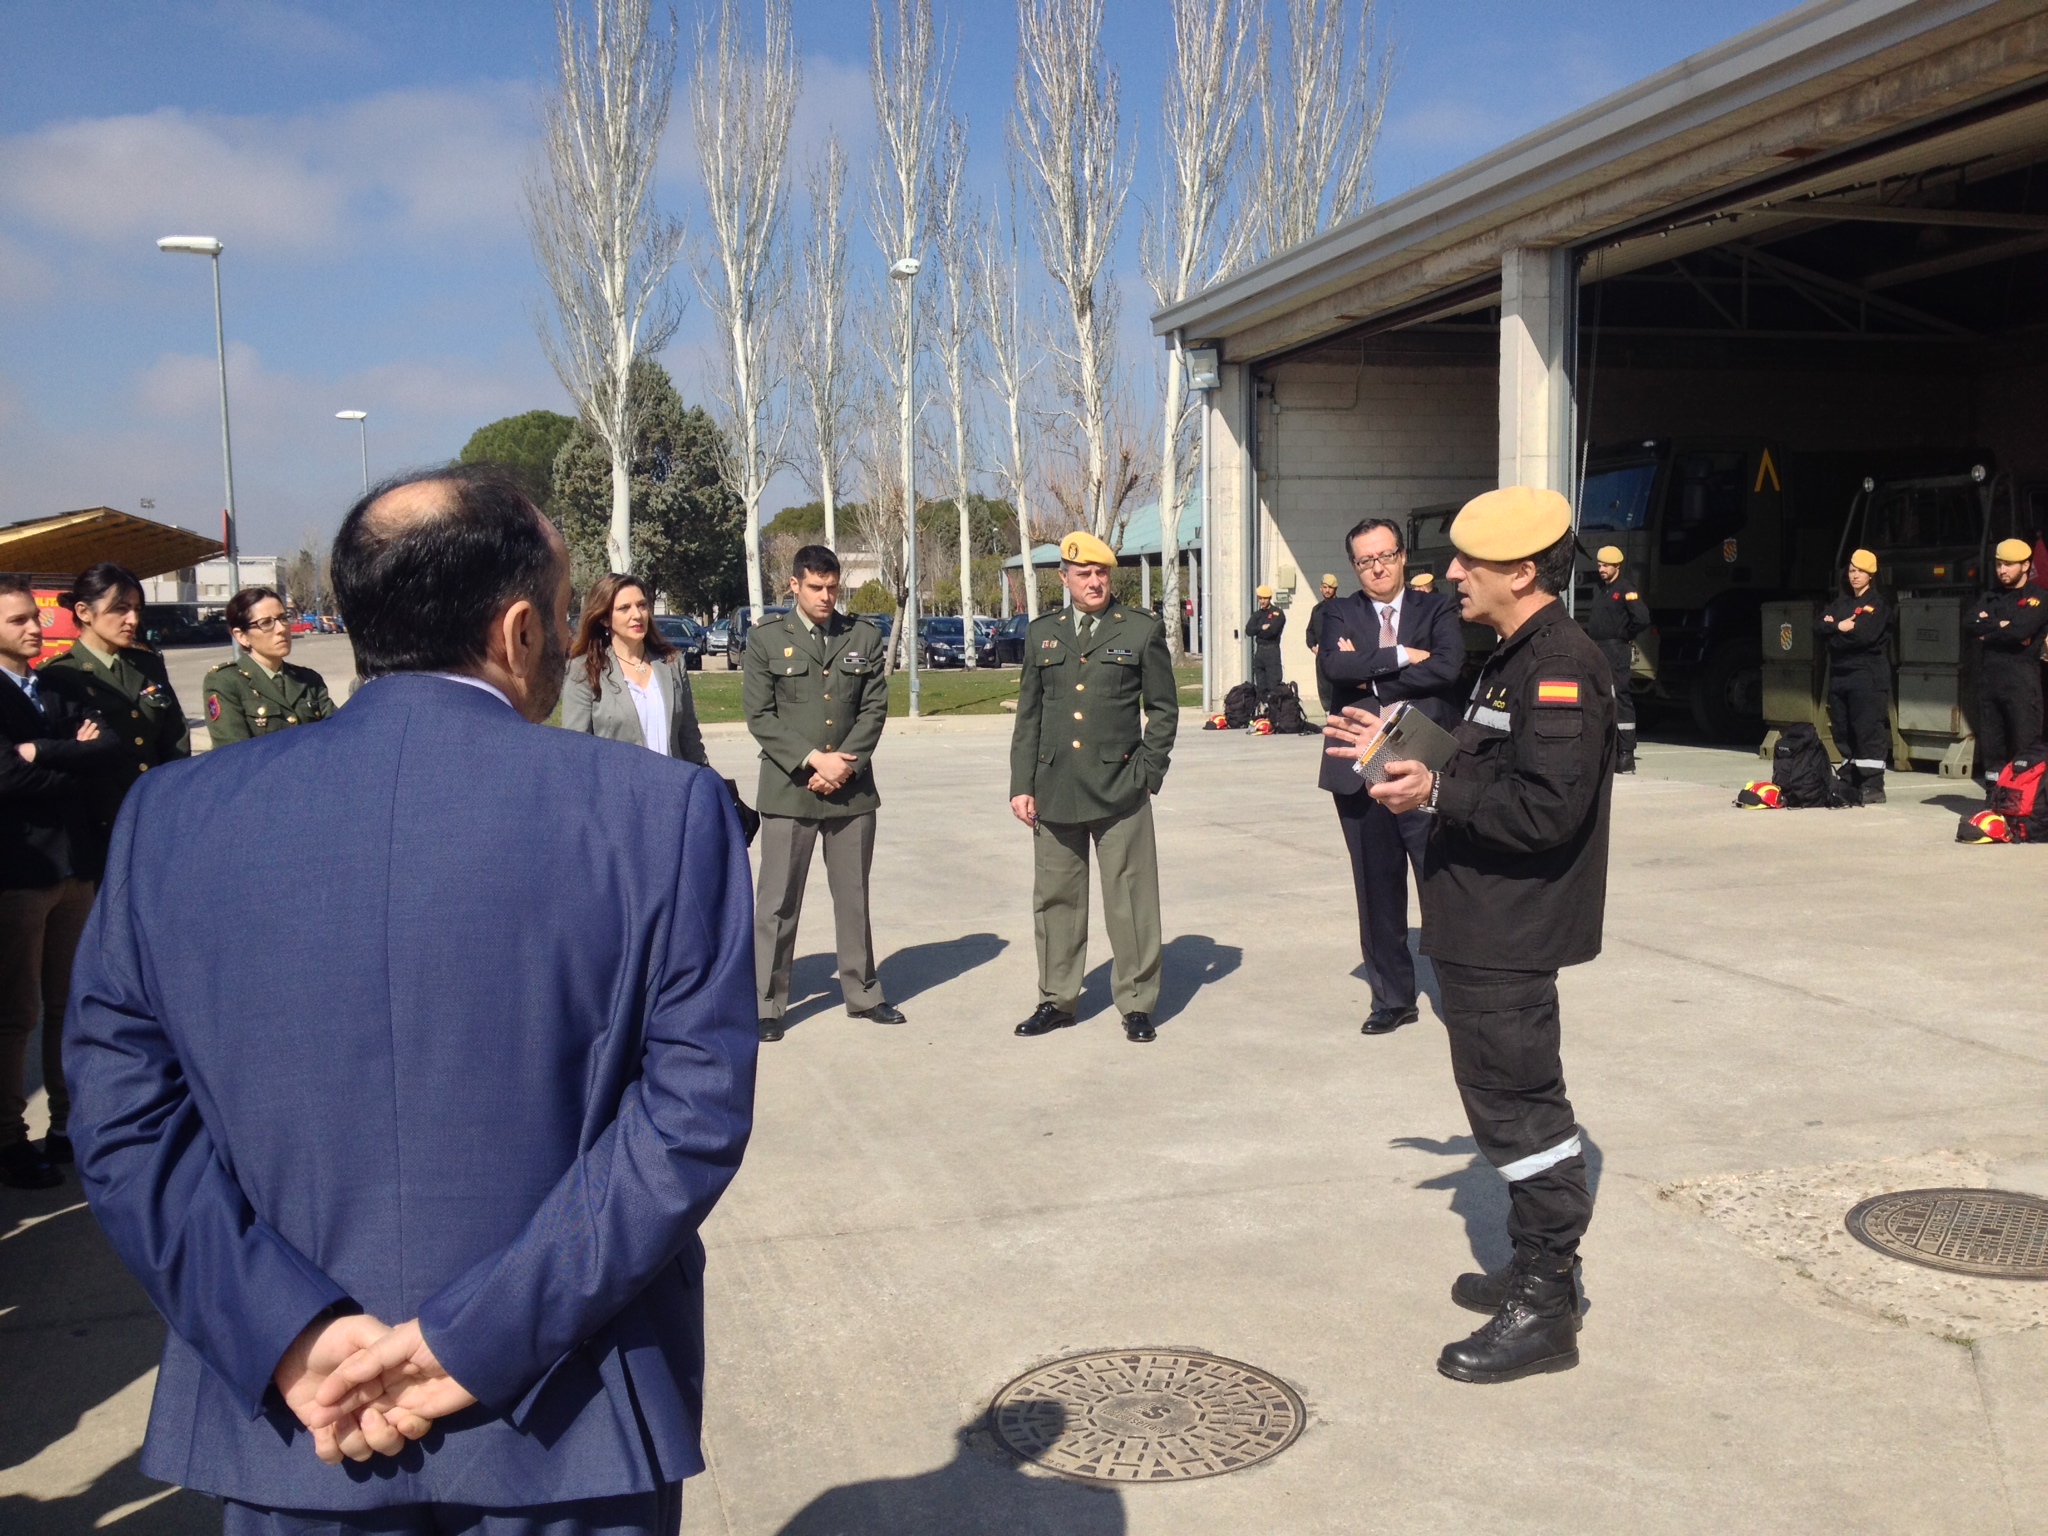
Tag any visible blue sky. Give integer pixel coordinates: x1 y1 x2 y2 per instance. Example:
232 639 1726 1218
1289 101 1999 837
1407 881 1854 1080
0 0 1794 557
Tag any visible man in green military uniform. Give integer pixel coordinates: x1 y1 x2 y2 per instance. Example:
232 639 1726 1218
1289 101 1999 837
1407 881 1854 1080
744 544 902 1043
1009 531 1179 1043
203 586 337 744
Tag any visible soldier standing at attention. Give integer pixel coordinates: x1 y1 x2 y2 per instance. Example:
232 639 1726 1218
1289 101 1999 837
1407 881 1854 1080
1586 546 1650 773
202 587 336 745
1248 585 1285 706
745 544 903 1043
1817 549 1893 804
1966 538 2048 792
1328 487 1614 1384
1009 532 1179 1044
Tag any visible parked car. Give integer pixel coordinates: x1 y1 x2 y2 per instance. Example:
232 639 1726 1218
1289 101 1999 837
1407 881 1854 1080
707 617 732 656
973 616 999 667
993 613 1030 665
728 605 791 666
918 616 967 668
653 614 707 670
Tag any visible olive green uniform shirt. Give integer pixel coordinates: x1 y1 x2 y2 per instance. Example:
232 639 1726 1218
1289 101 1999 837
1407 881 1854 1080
743 611 889 820
203 657 336 745
38 642 190 874
1008 601 1179 824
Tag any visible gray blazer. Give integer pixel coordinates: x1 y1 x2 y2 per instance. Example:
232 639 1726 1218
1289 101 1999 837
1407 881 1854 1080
561 651 710 767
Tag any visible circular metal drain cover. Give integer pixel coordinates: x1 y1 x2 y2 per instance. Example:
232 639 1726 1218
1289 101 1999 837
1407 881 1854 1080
1846 1188 2048 1279
989 1349 1303 1484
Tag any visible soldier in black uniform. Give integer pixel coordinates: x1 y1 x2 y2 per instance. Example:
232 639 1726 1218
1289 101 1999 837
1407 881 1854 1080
1586 544 1650 773
1966 538 2048 790
1247 585 1285 706
1816 548 1893 804
1303 573 1340 715
1328 486 1614 1385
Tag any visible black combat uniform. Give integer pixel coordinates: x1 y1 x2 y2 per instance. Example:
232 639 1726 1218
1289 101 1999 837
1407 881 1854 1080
1816 588 1893 800
1421 597 1614 1381
1304 593 1337 714
1965 581 2048 782
1247 602 1285 705
1585 576 1650 772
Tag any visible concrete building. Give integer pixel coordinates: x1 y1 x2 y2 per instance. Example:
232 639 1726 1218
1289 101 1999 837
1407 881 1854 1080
1154 0 2048 716
196 555 288 607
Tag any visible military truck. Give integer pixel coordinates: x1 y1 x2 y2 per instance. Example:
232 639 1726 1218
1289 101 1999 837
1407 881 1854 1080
1408 439 1989 740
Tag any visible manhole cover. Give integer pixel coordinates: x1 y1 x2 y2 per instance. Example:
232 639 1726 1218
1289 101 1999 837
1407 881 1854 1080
1845 1188 2048 1279
989 1349 1303 1484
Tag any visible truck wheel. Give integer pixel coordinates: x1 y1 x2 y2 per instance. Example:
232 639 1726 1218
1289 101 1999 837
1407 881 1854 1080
1689 643 1763 743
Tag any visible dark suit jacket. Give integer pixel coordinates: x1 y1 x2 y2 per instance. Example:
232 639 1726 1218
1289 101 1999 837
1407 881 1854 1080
66 675 757 1510
0 669 119 888
1316 588 1467 794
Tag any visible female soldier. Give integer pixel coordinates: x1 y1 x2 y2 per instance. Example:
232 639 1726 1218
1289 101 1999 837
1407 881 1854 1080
561 573 709 765
202 587 336 745
40 562 190 854
1816 548 1893 803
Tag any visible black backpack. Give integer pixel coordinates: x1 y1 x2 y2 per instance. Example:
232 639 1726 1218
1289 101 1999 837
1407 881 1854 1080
1773 723 1849 808
1267 682 1307 735
1224 681 1258 729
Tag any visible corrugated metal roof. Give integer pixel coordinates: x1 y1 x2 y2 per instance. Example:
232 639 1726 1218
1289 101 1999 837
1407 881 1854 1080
0 508 224 581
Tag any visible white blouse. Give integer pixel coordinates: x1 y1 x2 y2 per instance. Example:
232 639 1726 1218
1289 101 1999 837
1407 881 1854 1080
624 667 668 756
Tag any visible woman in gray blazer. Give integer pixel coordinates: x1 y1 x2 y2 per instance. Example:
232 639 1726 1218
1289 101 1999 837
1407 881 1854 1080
562 573 710 766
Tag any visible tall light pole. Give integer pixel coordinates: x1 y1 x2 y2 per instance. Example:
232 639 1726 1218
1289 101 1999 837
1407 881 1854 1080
890 255 922 719
156 236 238 638
335 410 369 492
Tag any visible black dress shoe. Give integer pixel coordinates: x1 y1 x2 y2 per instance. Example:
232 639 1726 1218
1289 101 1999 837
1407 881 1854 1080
0 1141 62 1190
851 1003 907 1025
758 1018 785 1044
1360 1005 1419 1035
1015 1003 1077 1037
1122 1012 1156 1043
1452 1253 1582 1331
1438 1264 1581 1383
41 1132 73 1165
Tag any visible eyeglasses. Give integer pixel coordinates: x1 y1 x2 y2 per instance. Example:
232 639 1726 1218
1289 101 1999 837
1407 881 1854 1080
242 616 291 633
1350 552 1402 571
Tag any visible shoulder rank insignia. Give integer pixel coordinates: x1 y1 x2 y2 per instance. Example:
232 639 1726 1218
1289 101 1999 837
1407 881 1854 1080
1535 679 1581 706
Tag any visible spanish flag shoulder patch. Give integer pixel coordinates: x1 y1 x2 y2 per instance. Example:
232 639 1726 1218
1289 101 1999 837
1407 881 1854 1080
1535 678 1581 706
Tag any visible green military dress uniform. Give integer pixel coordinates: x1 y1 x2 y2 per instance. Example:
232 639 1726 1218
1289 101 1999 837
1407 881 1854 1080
202 657 336 745
37 641 190 877
1008 600 1179 1017
742 609 892 1022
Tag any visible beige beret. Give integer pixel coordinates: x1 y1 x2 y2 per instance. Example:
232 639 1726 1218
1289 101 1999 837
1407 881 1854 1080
1321 572 1339 587
1849 548 1878 575
1595 545 1625 565
1450 487 1573 562
1995 538 2033 563
1255 584 1274 599
1059 530 1116 567
1408 571 1435 589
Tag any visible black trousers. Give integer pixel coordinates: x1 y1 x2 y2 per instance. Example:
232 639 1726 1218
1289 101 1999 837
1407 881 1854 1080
1977 663 2044 779
1434 962 1592 1264
1600 642 1636 757
1827 673 1890 776
1252 645 1283 703
224 1484 682 1536
1333 789 1428 1011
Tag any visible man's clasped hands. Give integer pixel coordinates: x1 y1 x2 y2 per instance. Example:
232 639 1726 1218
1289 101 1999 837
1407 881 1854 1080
272 1312 479 1465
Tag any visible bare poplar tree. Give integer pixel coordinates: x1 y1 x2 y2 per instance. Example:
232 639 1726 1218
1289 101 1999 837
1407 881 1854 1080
1013 0 1131 541
1255 0 1395 258
974 191 1043 621
526 0 686 574
850 278 910 668
794 135 853 551
693 0 799 616
1142 0 1260 657
928 116 980 659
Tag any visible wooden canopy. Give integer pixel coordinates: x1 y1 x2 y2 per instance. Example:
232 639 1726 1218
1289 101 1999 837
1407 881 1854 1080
0 508 223 584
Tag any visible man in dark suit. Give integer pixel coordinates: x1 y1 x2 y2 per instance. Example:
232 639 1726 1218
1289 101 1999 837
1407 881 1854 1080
0 574 118 1188
1317 517 1466 1035
66 466 758 1534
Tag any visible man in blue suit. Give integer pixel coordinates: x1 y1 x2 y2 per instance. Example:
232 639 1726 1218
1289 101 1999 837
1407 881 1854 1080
65 466 757 1534
1317 516 1466 1036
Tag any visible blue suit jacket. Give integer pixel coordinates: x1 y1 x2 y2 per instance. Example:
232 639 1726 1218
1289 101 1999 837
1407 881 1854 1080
65 675 757 1510
1316 588 1467 794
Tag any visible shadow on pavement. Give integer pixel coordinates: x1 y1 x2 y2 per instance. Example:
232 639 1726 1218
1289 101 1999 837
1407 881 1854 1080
774 1422 1123 1536
0 1451 213 1536
1075 935 1242 1025
1927 792 1987 816
1391 1130 1606 1276
778 934 1012 1029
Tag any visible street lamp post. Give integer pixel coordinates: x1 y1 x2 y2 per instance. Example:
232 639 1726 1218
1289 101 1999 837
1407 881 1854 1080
157 235 239 657
1184 344 1222 715
890 255 922 719
336 410 369 492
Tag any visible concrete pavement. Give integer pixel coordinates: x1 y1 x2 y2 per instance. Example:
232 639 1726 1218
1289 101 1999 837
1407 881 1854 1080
3 710 2043 1535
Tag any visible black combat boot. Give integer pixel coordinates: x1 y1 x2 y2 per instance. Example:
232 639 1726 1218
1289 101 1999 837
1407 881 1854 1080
1450 1252 1582 1330
1860 767 1886 805
1438 1262 1581 1383
1615 751 1636 775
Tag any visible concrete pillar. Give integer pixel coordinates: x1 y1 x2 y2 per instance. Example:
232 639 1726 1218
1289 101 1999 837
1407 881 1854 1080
1205 362 1252 693
1141 553 1151 610
1498 247 1576 494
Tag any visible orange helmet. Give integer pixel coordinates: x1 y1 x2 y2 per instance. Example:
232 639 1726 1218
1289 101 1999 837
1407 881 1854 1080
1253 717 1275 735
1735 780 1783 809
1958 809 2010 843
